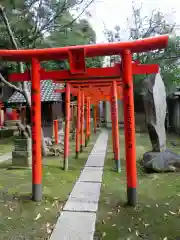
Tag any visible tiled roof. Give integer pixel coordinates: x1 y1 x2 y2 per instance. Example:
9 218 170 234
8 80 64 103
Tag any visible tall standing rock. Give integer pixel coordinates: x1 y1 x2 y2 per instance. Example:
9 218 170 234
142 73 166 152
141 72 180 172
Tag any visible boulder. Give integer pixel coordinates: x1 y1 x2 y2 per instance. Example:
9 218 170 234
141 149 180 172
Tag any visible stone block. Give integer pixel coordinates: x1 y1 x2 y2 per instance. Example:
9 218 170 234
63 182 101 212
78 167 103 183
12 151 31 158
4 120 21 127
12 150 32 167
50 211 96 240
85 155 105 167
14 138 32 151
12 156 32 167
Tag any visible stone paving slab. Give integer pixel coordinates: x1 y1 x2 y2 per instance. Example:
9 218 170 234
0 152 12 163
90 152 106 156
63 182 101 212
78 167 103 183
50 130 108 240
50 211 96 240
85 155 106 167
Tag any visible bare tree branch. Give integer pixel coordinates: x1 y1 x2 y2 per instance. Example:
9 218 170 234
0 5 31 107
0 72 23 94
0 5 19 49
38 0 68 34
31 0 44 37
0 5 24 73
39 0 95 35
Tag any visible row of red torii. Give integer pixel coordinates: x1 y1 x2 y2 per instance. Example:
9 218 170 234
6 35 169 206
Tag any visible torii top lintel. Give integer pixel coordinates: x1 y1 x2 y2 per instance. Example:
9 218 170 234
0 35 169 62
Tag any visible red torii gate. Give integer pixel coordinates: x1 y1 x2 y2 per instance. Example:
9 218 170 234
9 61 155 172
53 58 159 176
6 35 169 206
55 81 123 163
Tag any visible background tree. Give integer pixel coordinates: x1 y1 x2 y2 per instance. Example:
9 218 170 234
104 3 180 95
0 0 103 155
103 24 121 66
128 4 180 95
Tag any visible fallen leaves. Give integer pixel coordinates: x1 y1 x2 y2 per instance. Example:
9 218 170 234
169 211 176 215
52 200 58 208
135 230 139 236
117 208 120 213
44 207 50 211
107 212 112 215
58 204 63 212
53 197 60 200
45 222 55 235
46 222 51 234
8 207 13 212
144 223 150 228
34 213 41 221
102 232 106 238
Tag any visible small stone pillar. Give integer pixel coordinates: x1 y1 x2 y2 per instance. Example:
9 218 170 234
12 134 32 167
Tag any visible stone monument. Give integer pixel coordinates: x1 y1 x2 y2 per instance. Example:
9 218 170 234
141 72 180 172
12 122 32 167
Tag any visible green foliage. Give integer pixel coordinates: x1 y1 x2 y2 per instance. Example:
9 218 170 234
86 57 104 68
105 5 180 94
131 7 180 94
0 0 103 72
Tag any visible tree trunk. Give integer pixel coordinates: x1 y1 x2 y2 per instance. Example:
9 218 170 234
0 5 48 156
23 85 47 156
41 128 47 156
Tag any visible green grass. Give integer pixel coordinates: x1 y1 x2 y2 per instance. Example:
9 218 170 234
95 131 180 240
0 133 98 240
0 137 13 155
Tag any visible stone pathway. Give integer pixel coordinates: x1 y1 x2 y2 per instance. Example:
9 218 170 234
0 152 12 163
50 130 108 240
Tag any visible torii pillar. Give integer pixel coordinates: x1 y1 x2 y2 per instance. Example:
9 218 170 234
31 58 42 202
64 83 71 171
80 92 85 152
76 91 81 158
122 50 137 206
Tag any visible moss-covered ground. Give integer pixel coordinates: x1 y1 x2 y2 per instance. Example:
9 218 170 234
95 131 180 240
0 133 98 239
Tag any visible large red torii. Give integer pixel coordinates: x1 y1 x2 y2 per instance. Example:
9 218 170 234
5 35 169 206
55 81 123 159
